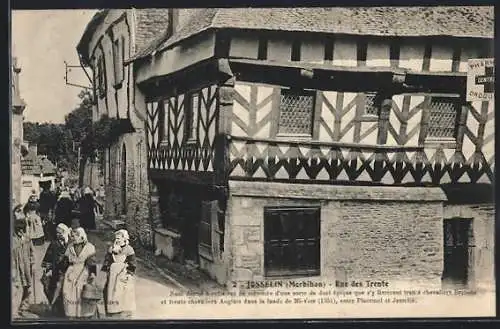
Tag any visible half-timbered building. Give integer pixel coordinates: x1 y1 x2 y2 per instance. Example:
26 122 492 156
77 8 172 247
134 7 494 289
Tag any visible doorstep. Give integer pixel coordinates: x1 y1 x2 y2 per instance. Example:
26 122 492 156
153 255 227 294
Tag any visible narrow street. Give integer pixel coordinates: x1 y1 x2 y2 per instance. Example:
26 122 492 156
87 228 181 319
22 227 181 320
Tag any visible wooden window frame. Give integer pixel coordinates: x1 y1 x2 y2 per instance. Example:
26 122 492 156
97 57 106 99
360 92 380 121
423 94 461 147
264 206 321 278
184 90 199 144
277 88 316 140
198 200 223 261
113 37 125 88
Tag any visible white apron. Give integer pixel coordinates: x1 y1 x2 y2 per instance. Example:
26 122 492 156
62 242 96 317
106 253 136 314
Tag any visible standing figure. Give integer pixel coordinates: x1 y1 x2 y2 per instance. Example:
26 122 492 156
28 190 39 204
79 187 99 231
25 202 45 246
41 223 71 317
60 228 97 319
54 191 75 228
101 229 137 319
24 202 46 305
12 205 35 318
39 187 56 241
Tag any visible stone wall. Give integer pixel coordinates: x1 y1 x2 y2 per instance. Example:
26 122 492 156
227 181 447 287
444 203 495 290
104 130 153 250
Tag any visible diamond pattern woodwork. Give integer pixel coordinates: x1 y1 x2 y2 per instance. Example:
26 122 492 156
228 137 494 185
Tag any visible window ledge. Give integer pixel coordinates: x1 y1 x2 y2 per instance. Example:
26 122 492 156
359 114 378 122
154 228 181 239
424 138 457 149
276 134 312 141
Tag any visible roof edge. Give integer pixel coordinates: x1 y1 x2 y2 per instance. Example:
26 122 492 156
76 9 110 64
127 25 493 65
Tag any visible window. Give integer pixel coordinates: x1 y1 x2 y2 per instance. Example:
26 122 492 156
113 36 124 86
199 200 223 259
199 201 214 249
264 206 320 278
185 91 199 141
363 93 379 116
426 97 460 139
159 188 182 234
96 58 106 98
278 89 315 136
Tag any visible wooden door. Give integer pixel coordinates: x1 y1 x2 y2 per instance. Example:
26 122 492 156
443 218 474 286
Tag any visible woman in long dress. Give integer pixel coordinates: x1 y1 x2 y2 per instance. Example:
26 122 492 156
41 223 71 317
54 191 75 228
60 227 97 319
101 229 137 318
79 187 98 231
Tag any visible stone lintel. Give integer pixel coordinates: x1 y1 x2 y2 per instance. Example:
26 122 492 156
228 180 447 202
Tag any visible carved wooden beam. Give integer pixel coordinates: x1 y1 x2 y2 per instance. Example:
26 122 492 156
229 58 467 95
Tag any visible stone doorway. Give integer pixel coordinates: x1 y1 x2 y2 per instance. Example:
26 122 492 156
442 218 474 287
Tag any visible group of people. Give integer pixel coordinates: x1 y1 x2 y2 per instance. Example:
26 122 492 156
12 185 137 320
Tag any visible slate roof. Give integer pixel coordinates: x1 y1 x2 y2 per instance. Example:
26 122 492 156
134 9 172 55
131 6 494 61
21 153 57 176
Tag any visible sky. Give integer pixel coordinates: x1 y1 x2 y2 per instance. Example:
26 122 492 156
12 10 97 124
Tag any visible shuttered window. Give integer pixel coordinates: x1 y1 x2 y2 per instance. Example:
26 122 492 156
264 206 320 277
113 37 125 86
278 89 315 136
427 97 460 139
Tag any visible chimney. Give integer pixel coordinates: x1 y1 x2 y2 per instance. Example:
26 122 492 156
168 9 179 37
29 144 38 156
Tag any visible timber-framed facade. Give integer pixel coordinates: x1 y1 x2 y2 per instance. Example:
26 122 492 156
132 7 494 289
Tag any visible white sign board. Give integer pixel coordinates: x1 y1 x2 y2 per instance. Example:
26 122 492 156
466 58 494 102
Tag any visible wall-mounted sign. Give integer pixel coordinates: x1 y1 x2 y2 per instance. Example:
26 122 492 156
467 58 494 102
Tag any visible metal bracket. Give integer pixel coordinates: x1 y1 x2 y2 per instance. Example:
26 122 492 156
64 60 93 90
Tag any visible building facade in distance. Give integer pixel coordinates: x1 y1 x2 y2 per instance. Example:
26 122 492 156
11 56 27 206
